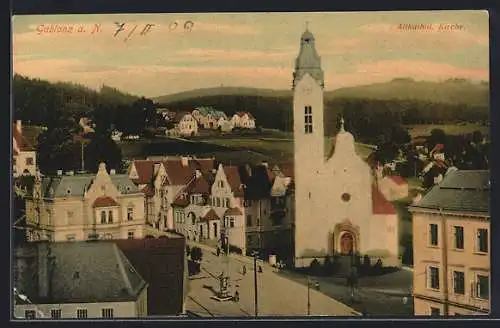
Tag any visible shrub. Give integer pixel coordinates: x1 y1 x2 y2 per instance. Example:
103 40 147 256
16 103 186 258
309 259 321 275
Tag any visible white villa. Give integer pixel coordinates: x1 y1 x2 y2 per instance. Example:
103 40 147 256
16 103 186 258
231 112 256 129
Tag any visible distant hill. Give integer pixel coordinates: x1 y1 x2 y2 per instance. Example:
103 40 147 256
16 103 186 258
154 78 489 107
327 78 489 106
153 87 291 104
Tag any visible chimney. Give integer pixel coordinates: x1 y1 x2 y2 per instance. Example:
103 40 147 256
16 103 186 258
180 157 189 167
110 169 116 175
195 169 202 179
57 170 63 176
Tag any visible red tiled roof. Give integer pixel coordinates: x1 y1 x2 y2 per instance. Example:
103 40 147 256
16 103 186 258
130 160 156 184
201 209 219 221
93 196 120 208
12 122 35 155
141 185 155 197
172 194 189 207
224 207 243 216
223 166 243 193
162 160 195 186
372 185 396 215
185 175 211 194
387 176 407 186
278 162 294 178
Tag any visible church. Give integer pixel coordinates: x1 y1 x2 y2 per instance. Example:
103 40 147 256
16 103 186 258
291 28 400 268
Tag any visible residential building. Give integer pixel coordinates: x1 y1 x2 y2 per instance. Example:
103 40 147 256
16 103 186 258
13 120 37 177
13 241 148 319
231 112 256 129
167 112 198 137
192 107 228 129
290 28 400 268
409 170 490 316
128 156 216 232
23 163 165 242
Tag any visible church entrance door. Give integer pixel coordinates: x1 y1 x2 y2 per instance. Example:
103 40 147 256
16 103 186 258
340 232 354 254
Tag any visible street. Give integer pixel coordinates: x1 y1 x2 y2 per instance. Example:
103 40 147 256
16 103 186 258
277 268 414 316
185 242 360 317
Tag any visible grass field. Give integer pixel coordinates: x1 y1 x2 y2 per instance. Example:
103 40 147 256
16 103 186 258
404 123 490 138
119 134 376 165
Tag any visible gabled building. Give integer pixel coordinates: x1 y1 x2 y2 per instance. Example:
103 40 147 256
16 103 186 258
410 170 490 316
13 241 148 319
24 163 164 242
166 112 198 137
231 112 256 129
13 120 37 177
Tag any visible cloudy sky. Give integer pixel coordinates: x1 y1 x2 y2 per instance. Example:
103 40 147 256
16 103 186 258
12 11 489 97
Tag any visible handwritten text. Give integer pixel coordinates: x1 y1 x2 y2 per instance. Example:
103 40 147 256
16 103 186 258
36 24 103 35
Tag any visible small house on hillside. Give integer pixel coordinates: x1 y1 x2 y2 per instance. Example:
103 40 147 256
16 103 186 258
231 112 256 129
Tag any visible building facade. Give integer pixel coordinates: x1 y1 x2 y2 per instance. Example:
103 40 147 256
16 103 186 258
24 163 165 242
13 120 37 177
231 112 256 129
13 241 148 319
291 28 400 268
410 170 490 316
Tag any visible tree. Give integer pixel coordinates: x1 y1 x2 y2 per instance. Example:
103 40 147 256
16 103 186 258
84 130 123 173
190 247 203 262
36 117 81 174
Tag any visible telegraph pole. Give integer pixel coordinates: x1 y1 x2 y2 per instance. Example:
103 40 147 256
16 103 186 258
253 251 259 317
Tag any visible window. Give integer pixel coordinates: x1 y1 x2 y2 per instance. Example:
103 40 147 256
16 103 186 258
51 309 62 319
430 307 440 316
102 308 114 318
108 210 113 223
304 106 313 134
428 266 439 290
230 217 235 228
246 215 252 227
226 198 230 208
76 309 88 319
128 231 135 240
217 198 221 207
127 206 134 221
100 211 106 224
453 271 465 294
477 229 488 253
26 157 34 165
429 224 438 246
220 181 224 188
341 193 351 202
454 226 464 250
476 274 489 300
25 310 36 319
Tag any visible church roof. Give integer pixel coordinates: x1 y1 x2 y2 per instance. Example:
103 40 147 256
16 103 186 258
372 185 396 215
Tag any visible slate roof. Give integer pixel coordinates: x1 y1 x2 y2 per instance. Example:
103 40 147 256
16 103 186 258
13 241 147 305
411 170 490 214
37 174 140 198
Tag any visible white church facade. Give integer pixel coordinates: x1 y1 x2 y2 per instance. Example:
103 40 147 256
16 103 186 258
291 29 400 268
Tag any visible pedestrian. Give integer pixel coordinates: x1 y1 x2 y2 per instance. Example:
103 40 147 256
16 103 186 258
258 265 263 273
233 290 240 302
216 246 220 257
242 265 246 275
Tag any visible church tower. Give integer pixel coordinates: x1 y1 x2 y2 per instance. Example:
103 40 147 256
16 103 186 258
292 27 326 266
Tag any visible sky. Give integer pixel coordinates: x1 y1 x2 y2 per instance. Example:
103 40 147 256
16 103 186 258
12 11 489 98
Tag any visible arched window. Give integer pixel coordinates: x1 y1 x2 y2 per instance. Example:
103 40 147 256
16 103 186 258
108 210 113 223
100 211 106 224
304 106 313 134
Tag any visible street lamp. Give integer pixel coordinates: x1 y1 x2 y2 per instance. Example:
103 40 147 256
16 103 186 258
307 277 320 316
252 250 259 317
